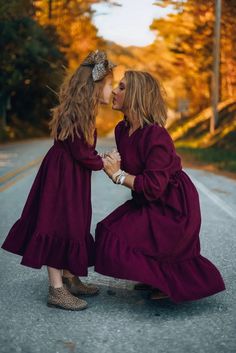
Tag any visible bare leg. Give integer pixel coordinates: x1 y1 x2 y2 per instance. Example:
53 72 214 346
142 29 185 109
47 266 63 288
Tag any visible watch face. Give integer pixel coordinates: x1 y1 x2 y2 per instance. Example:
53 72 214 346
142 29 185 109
120 175 126 184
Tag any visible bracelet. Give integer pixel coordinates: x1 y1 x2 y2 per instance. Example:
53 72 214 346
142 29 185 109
116 170 128 185
111 169 122 183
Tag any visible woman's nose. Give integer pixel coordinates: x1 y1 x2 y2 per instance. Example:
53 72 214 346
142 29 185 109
112 87 117 95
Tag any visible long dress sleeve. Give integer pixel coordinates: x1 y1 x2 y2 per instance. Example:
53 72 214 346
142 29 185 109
67 132 103 171
133 126 176 201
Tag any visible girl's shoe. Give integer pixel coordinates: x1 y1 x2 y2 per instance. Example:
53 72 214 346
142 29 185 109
62 276 99 296
150 289 169 300
47 285 88 311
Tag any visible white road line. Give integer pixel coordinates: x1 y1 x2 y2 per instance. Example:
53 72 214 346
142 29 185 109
191 176 236 220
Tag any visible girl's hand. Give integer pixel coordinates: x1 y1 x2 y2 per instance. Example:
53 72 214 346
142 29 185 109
101 149 121 161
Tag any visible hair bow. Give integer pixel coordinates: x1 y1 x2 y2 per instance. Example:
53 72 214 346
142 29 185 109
81 50 116 82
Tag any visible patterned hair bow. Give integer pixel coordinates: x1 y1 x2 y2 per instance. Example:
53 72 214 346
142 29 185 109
81 50 116 82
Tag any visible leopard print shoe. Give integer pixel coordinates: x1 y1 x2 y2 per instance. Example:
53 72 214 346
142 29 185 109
62 276 99 296
47 285 88 311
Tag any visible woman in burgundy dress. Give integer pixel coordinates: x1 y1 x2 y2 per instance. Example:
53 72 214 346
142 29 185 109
95 70 225 303
1 50 117 310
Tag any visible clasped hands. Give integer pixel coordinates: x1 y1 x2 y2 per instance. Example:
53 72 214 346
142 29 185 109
100 149 121 179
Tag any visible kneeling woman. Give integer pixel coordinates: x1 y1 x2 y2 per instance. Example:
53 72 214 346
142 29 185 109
95 70 225 303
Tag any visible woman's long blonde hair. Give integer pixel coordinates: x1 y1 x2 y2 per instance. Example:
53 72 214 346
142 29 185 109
49 65 108 144
123 71 167 127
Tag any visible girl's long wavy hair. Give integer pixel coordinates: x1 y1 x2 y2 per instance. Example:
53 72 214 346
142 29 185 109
49 65 109 145
123 71 167 127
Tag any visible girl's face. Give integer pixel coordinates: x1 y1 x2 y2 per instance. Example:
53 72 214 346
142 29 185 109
100 75 113 104
112 78 126 111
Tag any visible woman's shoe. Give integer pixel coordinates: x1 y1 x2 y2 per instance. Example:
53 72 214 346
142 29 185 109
62 276 99 296
150 289 169 300
47 285 88 311
134 283 152 291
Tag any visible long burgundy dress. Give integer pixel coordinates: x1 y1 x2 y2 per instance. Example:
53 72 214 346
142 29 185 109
95 121 225 303
1 131 103 276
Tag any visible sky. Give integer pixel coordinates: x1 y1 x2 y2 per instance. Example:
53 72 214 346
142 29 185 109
92 0 173 47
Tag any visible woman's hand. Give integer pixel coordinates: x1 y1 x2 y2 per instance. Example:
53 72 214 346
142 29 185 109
102 154 121 179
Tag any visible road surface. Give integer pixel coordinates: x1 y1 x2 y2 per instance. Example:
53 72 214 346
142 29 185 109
0 138 235 353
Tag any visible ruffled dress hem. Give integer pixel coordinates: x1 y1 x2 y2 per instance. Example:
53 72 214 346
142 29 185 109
1 219 94 276
95 223 225 303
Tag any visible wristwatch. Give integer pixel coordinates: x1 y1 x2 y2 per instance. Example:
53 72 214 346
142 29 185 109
119 174 126 185
112 169 122 183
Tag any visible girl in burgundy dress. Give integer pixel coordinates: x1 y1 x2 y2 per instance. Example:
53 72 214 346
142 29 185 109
95 70 225 303
1 50 117 310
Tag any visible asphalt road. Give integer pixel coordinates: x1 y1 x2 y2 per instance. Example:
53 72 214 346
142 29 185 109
0 138 236 353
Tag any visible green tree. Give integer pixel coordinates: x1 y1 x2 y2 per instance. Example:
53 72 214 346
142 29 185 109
0 0 66 138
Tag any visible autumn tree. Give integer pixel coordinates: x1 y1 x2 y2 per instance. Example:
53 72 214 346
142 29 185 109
33 0 119 68
152 0 236 116
220 0 236 101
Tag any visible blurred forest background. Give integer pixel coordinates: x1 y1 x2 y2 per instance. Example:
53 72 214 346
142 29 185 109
0 0 236 171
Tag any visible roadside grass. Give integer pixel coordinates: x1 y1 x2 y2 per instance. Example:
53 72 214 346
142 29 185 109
170 100 236 174
176 145 236 173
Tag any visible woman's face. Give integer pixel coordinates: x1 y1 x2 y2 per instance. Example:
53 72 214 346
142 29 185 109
112 77 126 111
100 75 113 104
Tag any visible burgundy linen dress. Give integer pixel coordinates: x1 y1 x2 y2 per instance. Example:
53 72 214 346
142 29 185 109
95 121 225 303
1 131 103 276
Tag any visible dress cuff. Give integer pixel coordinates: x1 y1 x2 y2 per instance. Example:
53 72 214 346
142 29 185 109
133 175 143 193
98 158 104 170
94 157 104 171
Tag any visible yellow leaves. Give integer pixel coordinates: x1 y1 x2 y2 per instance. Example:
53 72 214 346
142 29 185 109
34 0 102 69
199 10 213 24
70 21 83 36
